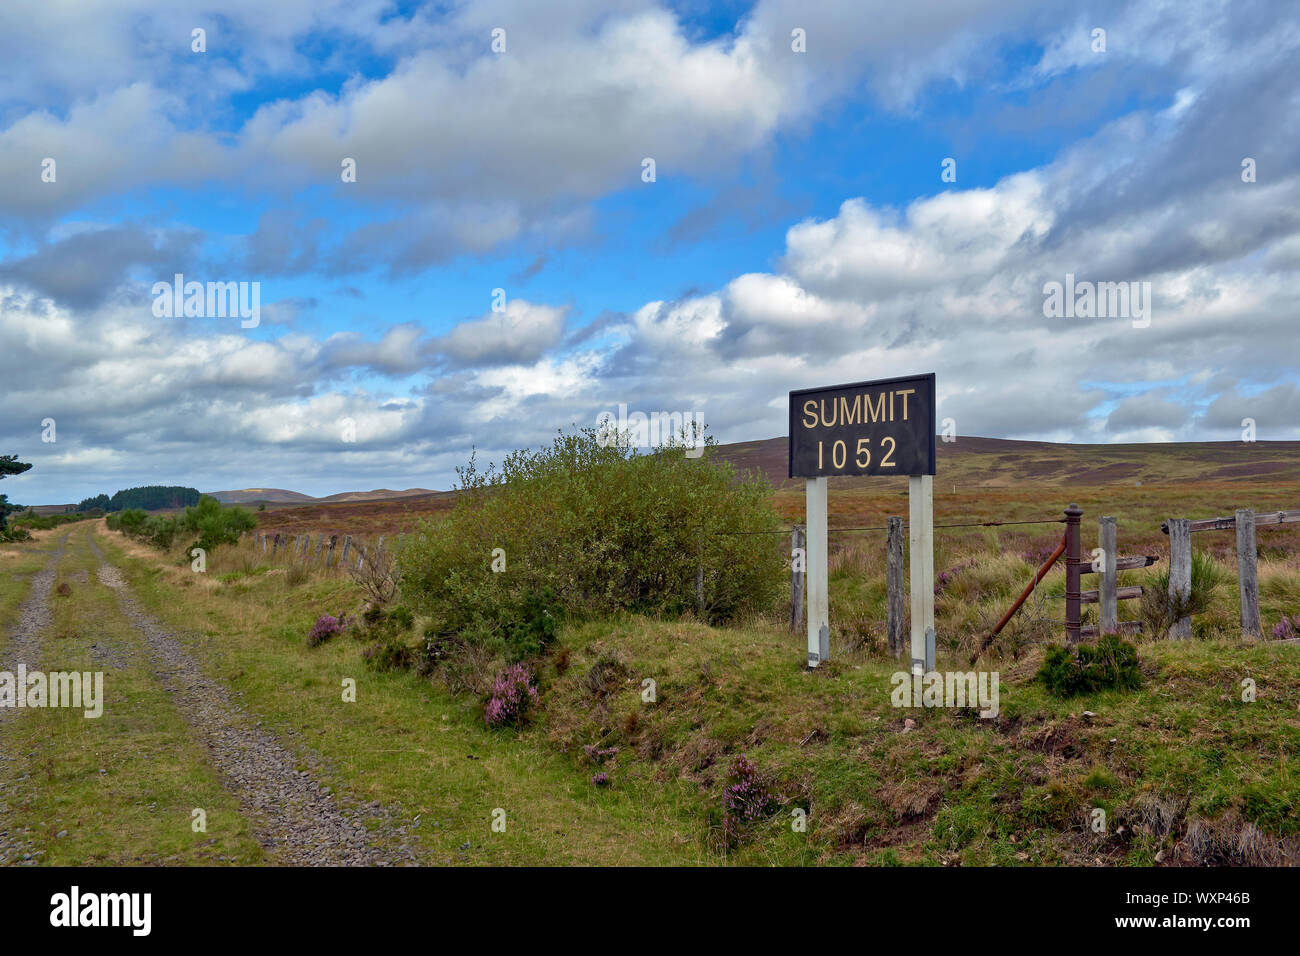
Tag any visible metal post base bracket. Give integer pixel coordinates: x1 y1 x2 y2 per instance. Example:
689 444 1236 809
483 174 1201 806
808 626 830 670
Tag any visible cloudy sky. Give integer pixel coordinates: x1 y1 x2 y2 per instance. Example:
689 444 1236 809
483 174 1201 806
2 0 1298 503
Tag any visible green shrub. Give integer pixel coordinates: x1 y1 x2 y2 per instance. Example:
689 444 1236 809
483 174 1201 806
180 495 256 551
11 512 96 531
1038 635 1143 697
108 508 149 536
504 589 560 661
142 514 180 549
106 496 253 554
397 425 784 656
363 636 417 672
358 606 419 671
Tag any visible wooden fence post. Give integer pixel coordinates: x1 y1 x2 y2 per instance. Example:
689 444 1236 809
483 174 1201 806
1064 504 1082 644
262 534 268 554
1236 509 1261 638
355 545 365 572
377 535 385 557
314 534 325 563
1099 515 1118 635
327 535 337 569
1168 517 1192 639
790 524 805 633
886 516 905 658
341 535 352 569
300 534 309 558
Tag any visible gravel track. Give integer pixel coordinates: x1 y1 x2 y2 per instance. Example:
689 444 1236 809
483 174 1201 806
85 534 417 865
0 534 68 865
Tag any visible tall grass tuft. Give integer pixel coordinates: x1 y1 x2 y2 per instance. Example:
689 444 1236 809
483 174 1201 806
1141 549 1224 638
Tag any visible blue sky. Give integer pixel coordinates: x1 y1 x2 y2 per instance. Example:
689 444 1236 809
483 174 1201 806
1 0 1298 502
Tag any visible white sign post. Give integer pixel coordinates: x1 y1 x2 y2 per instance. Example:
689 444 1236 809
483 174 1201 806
789 374 936 671
908 474 935 675
806 476 829 668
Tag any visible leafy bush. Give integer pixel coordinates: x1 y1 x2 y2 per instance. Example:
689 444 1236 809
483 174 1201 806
398 426 784 659
355 605 418 669
180 495 256 551
142 514 180 549
105 496 252 554
504 589 559 661
484 664 539 728
11 512 97 531
1038 635 1143 697
362 638 416 672
107 508 149 536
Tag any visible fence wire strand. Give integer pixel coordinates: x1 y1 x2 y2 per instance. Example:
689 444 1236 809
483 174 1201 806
716 517 1066 535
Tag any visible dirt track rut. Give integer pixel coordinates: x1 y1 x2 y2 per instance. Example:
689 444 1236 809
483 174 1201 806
1 530 417 866
0 534 67 864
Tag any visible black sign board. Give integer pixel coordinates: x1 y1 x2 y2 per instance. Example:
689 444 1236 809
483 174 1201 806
789 373 936 478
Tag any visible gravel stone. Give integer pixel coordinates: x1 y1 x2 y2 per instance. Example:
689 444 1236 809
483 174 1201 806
85 535 416 866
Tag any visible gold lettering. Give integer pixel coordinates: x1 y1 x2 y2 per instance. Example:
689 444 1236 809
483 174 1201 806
838 394 860 425
820 398 837 427
802 399 818 428
898 388 915 421
864 392 886 423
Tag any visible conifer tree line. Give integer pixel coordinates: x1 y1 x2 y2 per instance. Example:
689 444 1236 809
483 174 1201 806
76 485 201 513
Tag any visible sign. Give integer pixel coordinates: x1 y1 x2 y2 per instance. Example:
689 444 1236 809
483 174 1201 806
788 372 937 671
788 373 935 478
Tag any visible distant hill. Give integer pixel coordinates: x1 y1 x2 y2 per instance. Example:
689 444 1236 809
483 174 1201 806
207 487 437 505
214 437 1300 507
710 435 1300 490
23 504 77 516
207 488 319 504
315 488 437 503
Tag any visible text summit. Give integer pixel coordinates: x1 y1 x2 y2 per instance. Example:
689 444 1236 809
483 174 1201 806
799 385 919 429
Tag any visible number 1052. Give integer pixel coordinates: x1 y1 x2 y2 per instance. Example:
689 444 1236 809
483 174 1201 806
817 435 897 469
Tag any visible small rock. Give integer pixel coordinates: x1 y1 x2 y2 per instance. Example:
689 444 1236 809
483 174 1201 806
56 830 68 838
903 718 916 732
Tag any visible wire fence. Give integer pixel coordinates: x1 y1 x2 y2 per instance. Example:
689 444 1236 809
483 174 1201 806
716 517 1066 535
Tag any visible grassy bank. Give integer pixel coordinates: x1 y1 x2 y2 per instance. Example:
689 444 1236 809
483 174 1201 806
77 519 1300 865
